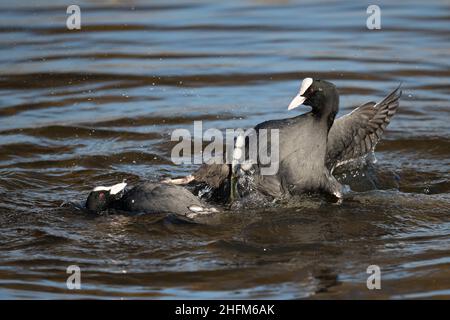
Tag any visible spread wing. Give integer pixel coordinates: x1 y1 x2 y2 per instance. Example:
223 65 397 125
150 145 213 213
326 86 401 171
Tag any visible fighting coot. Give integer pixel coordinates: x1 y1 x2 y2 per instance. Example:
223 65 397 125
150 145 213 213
85 182 217 217
169 78 401 201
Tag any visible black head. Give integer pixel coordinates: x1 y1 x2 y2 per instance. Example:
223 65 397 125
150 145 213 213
288 78 339 116
85 182 127 213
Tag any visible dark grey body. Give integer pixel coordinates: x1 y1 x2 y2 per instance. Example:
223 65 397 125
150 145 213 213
190 82 401 201
86 182 214 215
116 182 206 214
254 112 341 197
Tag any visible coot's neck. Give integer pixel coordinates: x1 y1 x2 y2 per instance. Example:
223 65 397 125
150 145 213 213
311 89 339 131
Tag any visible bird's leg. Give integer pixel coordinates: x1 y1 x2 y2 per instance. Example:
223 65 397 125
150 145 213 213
229 133 247 204
229 172 239 203
324 171 344 201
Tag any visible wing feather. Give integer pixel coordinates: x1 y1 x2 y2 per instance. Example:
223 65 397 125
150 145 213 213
326 86 401 171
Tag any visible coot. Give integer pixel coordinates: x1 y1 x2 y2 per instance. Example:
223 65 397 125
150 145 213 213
168 78 401 201
85 182 217 217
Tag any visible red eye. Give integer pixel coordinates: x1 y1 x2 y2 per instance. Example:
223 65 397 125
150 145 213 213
99 193 105 200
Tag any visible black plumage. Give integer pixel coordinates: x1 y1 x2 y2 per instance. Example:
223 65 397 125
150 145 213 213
86 182 216 216
187 79 401 200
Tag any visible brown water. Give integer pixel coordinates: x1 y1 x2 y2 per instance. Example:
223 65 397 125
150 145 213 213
0 0 449 299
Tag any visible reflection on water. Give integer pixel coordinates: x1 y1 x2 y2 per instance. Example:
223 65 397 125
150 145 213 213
0 0 449 299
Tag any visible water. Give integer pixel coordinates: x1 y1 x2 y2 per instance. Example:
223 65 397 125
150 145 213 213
0 0 449 299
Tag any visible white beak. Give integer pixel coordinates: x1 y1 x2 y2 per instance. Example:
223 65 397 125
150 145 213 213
287 77 313 110
288 94 306 110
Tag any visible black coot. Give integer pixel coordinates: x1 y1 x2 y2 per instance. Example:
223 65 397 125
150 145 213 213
170 78 401 201
85 182 217 216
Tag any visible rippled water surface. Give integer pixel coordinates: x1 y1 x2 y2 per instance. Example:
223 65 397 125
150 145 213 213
0 0 449 299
